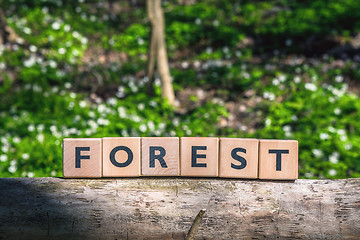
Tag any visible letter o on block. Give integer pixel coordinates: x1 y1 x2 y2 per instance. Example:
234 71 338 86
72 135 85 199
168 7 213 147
102 137 140 177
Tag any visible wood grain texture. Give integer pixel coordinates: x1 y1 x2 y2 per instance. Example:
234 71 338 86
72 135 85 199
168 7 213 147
219 138 259 179
141 137 179 176
0 178 359 240
259 140 298 180
180 137 219 177
63 138 102 178
102 137 140 177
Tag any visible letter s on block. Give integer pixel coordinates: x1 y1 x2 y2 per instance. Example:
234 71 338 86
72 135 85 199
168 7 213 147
231 147 247 170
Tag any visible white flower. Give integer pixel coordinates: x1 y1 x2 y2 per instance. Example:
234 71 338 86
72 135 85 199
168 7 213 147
319 133 330 140
291 115 298 121
8 165 17 173
107 98 117 106
51 171 57 176
48 60 57 68
334 108 341 115
0 155 8 162
329 152 339 164
24 56 36 67
328 126 336 133
195 18 201 25
27 172 35 177
344 143 352 150
2 145 9 153
139 124 147 132
116 86 125 98
118 107 127 118
29 45 37 52
97 118 110 126
138 103 145 110
37 134 44 143
28 124 35 132
137 38 144 45
212 20 219 27
52 21 61 30
13 137 20 144
70 92 76 99
337 129 346 135
335 75 344 83
272 78 280 86
279 75 286 82
263 92 275 101
181 61 189 69
88 111 95 118
265 118 271 126
64 82 71 89
147 121 155 131
305 83 317 91
58 48 66 54
23 27 32 34
312 149 323 158
329 169 337 176
79 100 87 108
193 60 201 68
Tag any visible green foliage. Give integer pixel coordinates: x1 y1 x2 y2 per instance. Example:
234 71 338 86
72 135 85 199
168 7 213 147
1 0 360 179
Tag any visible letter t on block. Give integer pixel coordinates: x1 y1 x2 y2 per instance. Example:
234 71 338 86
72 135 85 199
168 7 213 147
258 139 298 180
63 138 102 178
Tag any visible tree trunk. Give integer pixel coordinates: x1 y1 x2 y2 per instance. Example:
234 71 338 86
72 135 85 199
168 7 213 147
0 2 18 45
146 0 175 106
0 178 359 239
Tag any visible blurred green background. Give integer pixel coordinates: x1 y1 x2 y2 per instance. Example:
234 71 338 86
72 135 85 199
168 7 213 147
1 0 360 179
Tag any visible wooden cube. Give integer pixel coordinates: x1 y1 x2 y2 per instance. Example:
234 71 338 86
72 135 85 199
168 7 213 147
258 139 298 180
180 137 219 177
102 137 140 177
141 137 179 176
63 138 102 178
219 138 259 179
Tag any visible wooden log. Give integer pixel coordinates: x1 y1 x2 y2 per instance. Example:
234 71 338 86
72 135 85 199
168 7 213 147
0 178 359 240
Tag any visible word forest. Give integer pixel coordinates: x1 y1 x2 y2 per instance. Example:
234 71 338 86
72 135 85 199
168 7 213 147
63 137 298 180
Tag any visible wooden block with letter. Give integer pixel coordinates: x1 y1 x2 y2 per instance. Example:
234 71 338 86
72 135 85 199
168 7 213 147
63 138 102 178
180 137 219 177
258 139 298 180
102 137 140 177
141 137 179 176
219 138 259 179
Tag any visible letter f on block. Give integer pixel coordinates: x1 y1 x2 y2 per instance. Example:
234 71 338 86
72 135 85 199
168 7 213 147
75 147 90 168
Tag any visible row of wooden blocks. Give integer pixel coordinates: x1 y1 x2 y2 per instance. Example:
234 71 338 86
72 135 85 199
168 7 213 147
63 137 298 180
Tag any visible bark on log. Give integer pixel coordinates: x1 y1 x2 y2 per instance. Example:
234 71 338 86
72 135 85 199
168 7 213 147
0 178 359 240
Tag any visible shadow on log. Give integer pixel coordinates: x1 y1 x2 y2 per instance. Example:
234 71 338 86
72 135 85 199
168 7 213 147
0 178 359 239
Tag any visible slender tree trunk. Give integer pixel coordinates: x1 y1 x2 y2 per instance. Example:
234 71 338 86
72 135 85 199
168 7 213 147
146 0 175 106
0 2 18 45
146 0 157 95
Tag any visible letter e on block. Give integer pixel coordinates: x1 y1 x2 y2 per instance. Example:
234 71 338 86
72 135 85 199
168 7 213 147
141 137 179 176
258 139 298 180
63 138 102 178
102 137 140 177
180 137 219 177
219 138 259 179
